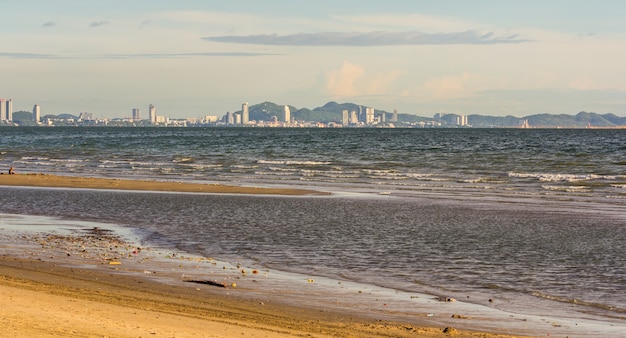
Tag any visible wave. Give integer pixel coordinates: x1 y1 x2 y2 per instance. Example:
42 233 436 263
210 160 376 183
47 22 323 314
530 291 626 315
20 156 50 161
509 172 617 182
541 185 590 192
257 159 332 166
172 157 195 163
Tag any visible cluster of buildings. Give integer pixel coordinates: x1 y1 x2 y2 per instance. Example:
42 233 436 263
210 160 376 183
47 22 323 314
434 113 469 126
0 98 471 128
1 98 42 124
0 98 14 122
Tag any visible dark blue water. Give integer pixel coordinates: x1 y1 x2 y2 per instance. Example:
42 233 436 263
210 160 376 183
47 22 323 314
1 127 625 323
1 127 625 201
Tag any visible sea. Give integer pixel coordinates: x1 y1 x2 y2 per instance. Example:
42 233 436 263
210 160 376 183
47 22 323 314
1 127 625 336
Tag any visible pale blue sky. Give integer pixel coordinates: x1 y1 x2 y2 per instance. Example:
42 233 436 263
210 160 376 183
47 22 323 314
2 0 626 118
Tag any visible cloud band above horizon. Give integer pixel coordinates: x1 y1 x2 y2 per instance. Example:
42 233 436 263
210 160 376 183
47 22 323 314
203 30 529 46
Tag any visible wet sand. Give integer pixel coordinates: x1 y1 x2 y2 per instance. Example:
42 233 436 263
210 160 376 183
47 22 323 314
1 258 534 338
0 173 327 195
0 174 530 337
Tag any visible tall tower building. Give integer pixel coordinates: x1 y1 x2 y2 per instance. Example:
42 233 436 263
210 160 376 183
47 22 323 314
391 109 398 122
241 102 249 125
350 111 358 124
33 104 41 123
226 111 234 124
148 104 156 124
283 105 290 123
132 108 140 121
0 98 6 121
341 110 349 126
365 107 375 124
6 99 12 121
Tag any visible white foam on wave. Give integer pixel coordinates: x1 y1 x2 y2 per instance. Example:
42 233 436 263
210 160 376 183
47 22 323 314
258 159 332 166
541 185 589 192
509 172 617 182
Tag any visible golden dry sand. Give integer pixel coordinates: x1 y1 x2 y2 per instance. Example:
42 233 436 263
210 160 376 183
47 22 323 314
0 257 528 338
0 173 327 195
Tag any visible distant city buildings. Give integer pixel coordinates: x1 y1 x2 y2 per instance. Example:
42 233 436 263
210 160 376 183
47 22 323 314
6 99 12 121
365 107 375 124
341 110 349 126
283 105 290 123
226 111 234 124
520 119 530 128
0 98 510 128
132 108 140 121
241 102 249 125
149 104 156 124
33 104 41 123
350 111 358 125
78 112 93 121
435 113 469 127
0 98 6 121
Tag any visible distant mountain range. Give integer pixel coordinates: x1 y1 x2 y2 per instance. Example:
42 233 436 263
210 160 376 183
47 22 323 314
244 101 626 128
9 101 626 128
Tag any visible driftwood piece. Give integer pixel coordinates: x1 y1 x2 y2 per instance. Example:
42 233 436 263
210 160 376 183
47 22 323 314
183 279 226 288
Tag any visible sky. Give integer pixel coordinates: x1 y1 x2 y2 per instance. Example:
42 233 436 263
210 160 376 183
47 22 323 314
2 0 626 119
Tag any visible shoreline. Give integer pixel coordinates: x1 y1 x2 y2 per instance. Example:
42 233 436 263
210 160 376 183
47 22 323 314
0 225 527 338
0 173 328 196
1 176 622 337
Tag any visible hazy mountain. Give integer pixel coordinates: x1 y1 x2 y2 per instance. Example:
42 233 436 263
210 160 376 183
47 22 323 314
471 111 626 128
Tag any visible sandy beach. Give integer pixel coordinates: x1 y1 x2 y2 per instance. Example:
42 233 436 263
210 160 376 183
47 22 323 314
0 256 529 338
0 174 530 337
0 173 327 196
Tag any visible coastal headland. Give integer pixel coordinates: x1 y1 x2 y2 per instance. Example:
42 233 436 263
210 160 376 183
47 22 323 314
0 174 530 337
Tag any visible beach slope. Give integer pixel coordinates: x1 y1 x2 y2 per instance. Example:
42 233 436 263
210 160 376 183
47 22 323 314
0 173 326 195
0 257 525 338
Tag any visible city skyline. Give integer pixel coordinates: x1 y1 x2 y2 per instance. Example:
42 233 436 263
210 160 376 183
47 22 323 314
2 1 626 118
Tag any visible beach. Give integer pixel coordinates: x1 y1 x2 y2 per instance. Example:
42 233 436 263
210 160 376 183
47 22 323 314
0 173 327 196
0 174 534 338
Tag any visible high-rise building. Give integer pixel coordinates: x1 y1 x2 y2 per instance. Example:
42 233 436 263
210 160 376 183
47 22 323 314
241 102 249 125
132 108 140 121
33 104 41 123
78 112 93 121
0 98 6 121
149 104 156 124
350 111 358 124
6 99 12 121
283 105 290 123
365 107 375 124
391 109 398 122
341 109 349 126
226 111 234 124
455 115 468 126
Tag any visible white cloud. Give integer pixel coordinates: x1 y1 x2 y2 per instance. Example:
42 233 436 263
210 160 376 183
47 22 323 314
89 21 110 28
325 62 365 97
402 72 479 101
323 61 403 99
203 30 528 46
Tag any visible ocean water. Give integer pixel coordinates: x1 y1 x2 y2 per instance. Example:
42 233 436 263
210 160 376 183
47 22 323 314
1 127 625 332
